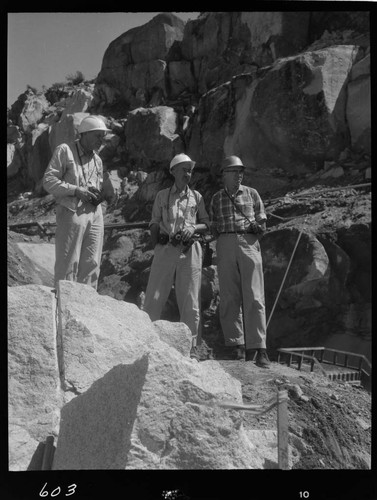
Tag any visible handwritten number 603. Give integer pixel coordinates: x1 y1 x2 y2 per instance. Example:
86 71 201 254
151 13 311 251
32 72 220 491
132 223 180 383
39 482 77 497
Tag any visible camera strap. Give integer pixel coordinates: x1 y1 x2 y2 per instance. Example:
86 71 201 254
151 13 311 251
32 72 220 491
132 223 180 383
224 188 254 226
168 185 195 235
75 143 99 188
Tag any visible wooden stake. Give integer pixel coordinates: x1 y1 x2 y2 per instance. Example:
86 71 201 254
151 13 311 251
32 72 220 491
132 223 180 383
41 436 55 471
277 390 289 470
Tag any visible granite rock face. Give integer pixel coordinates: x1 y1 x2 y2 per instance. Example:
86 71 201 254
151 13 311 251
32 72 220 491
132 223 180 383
9 280 277 470
8 285 61 471
7 11 370 198
188 45 365 194
125 106 183 170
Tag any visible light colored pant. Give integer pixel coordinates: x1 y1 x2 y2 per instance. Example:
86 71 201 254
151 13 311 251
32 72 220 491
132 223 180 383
216 233 267 349
54 203 104 290
143 241 203 346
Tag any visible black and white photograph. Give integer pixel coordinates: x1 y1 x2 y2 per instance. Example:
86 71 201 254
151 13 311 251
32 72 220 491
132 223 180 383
6 6 373 500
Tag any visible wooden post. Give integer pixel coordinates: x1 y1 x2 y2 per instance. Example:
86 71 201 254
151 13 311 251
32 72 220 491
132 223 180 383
287 353 292 367
358 357 363 373
277 390 289 470
41 436 55 470
298 353 303 371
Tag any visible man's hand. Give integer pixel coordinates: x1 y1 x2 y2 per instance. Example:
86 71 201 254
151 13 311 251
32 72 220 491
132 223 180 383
181 225 196 243
75 187 96 204
149 224 160 249
249 221 266 234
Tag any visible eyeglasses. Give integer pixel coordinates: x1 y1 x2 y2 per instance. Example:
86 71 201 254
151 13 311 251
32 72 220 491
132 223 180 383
222 169 244 175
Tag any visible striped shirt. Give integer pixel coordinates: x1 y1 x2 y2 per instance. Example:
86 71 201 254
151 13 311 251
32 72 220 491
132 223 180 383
209 185 267 233
150 184 210 236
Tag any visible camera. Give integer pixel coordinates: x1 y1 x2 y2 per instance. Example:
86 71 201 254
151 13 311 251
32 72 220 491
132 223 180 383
171 231 184 246
171 231 197 253
248 221 264 234
88 186 104 207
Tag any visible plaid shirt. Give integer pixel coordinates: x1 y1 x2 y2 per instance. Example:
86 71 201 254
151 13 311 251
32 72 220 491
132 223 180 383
209 185 267 233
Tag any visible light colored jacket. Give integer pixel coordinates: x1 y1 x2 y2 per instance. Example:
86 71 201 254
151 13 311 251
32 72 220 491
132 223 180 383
43 141 103 212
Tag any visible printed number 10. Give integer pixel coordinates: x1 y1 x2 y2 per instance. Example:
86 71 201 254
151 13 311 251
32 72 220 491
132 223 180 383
299 493 309 499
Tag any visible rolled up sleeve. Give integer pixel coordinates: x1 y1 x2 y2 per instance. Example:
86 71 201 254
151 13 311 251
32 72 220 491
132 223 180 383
253 191 267 223
197 196 210 228
149 191 163 227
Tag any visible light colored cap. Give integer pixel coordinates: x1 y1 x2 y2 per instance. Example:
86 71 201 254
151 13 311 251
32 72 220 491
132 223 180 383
221 155 245 172
169 153 196 172
78 115 111 134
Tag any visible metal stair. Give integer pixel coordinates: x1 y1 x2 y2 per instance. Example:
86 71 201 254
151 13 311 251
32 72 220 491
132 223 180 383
277 347 371 389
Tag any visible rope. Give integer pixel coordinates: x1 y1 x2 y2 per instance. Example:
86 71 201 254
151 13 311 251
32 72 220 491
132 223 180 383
266 217 308 328
191 395 278 415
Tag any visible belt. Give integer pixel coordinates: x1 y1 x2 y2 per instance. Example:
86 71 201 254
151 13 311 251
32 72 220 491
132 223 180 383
220 230 248 234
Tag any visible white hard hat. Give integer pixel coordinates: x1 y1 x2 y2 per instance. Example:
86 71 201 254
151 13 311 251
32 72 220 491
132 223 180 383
78 115 111 134
221 155 245 172
169 153 195 172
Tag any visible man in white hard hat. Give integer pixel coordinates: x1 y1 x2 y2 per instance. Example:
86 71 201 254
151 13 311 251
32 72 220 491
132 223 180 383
43 115 111 290
143 153 210 360
209 155 270 368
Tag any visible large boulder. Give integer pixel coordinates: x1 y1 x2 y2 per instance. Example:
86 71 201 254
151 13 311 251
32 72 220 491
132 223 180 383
60 86 94 116
168 60 197 98
8 285 61 471
182 12 311 94
7 124 22 144
136 170 168 203
346 54 371 153
9 280 276 470
7 143 23 178
188 45 361 194
126 60 168 104
52 281 255 469
47 89 95 151
28 124 52 188
96 13 185 109
260 222 371 360
263 229 331 311
13 242 55 287
187 82 231 175
18 92 50 133
153 319 192 356
125 106 183 169
308 11 370 43
48 111 87 151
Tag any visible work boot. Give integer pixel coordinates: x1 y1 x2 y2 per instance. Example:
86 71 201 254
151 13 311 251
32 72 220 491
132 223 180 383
245 349 256 362
255 349 271 369
234 344 245 360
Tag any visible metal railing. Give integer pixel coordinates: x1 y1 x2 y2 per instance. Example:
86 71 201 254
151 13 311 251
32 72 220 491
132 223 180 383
277 347 371 385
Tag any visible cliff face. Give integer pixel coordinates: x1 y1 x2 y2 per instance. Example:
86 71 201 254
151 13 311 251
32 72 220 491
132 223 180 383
7 11 370 198
93 11 369 113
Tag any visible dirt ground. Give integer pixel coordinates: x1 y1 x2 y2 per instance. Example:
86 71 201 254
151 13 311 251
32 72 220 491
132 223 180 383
218 359 371 470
